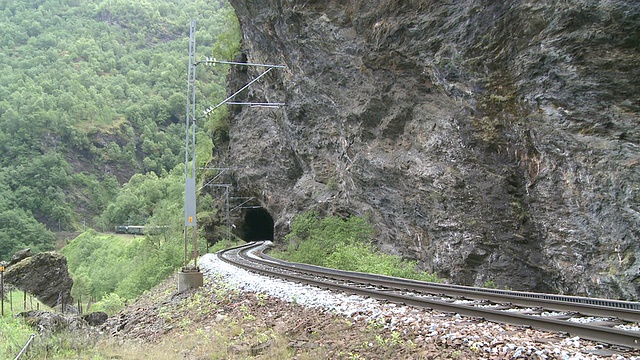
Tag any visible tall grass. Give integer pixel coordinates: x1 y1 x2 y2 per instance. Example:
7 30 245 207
0 291 47 359
0 315 35 358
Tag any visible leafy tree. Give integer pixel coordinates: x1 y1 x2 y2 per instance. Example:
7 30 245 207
0 0 241 257
99 165 188 231
90 293 126 316
0 208 54 260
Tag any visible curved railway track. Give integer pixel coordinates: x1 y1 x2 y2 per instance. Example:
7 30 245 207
218 241 640 350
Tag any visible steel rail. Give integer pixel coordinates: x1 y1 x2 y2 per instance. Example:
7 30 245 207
218 242 640 350
252 248 640 322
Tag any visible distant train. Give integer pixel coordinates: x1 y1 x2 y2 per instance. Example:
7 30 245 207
114 225 167 235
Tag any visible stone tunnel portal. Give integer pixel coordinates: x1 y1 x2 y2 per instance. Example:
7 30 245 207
240 208 274 241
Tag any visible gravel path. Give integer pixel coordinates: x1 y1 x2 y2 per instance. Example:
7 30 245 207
200 248 640 360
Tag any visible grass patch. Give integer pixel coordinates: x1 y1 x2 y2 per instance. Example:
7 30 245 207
271 211 439 282
209 238 246 254
1 289 50 315
0 316 35 359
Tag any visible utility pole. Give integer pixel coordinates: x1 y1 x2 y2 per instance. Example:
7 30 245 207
177 19 286 293
1 262 5 316
178 19 203 293
0 261 6 317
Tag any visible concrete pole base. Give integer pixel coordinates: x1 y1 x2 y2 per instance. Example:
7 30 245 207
178 270 203 292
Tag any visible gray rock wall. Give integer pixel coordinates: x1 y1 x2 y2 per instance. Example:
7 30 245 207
216 0 640 299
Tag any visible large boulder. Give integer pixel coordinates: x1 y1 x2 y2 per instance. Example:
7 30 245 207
82 311 109 326
18 310 85 334
4 252 74 309
9 248 32 266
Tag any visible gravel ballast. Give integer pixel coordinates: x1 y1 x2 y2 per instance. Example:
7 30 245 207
199 247 640 360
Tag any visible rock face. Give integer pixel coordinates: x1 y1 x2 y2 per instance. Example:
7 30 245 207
214 0 640 299
82 311 109 326
9 248 32 266
5 252 74 308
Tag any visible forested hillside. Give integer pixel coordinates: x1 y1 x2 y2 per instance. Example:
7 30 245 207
0 0 239 260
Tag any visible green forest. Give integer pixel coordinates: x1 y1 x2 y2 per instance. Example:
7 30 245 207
0 0 240 261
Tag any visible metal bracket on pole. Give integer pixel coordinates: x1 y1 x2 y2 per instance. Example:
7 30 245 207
199 167 232 191
198 57 286 69
197 58 287 117
229 197 259 212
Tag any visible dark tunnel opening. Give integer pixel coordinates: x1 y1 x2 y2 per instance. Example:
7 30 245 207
241 208 274 241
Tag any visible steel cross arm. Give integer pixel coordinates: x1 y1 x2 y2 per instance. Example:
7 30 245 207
196 57 286 68
199 167 236 170
200 67 275 119
230 197 256 212
208 183 232 188
199 169 231 191
226 102 285 108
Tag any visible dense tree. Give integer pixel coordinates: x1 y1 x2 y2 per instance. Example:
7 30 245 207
0 207 54 258
0 0 241 260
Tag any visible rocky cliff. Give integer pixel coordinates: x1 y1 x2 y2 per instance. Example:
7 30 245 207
213 0 640 299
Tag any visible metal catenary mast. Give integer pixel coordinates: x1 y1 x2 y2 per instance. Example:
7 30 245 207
179 19 202 292
179 19 285 292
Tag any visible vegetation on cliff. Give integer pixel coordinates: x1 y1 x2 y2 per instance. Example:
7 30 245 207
272 211 440 282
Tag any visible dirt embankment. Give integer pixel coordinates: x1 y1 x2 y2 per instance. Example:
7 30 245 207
99 273 639 359
101 274 444 359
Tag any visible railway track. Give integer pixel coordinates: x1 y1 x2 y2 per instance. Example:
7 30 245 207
218 241 640 350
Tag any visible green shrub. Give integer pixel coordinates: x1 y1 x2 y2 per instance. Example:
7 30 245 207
483 280 498 289
275 211 439 282
62 229 185 307
282 211 372 264
90 293 126 316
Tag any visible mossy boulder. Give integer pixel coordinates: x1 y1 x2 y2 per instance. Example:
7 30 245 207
5 251 74 309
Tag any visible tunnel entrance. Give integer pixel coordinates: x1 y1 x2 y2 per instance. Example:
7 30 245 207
240 208 274 241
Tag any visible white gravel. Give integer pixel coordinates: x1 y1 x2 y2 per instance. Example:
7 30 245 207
199 246 639 360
